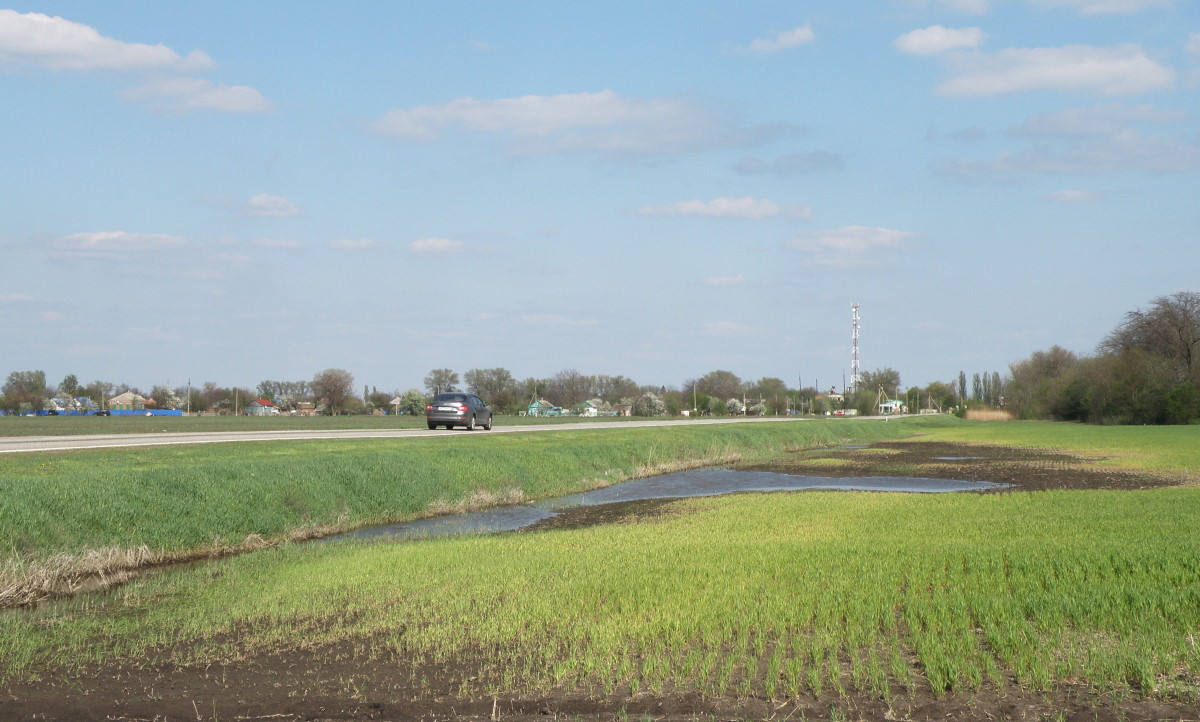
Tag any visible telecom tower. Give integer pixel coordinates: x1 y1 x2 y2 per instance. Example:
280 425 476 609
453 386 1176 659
850 303 862 394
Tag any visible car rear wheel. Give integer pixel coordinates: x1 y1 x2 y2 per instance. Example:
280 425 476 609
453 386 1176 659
467 415 476 430
427 422 436 430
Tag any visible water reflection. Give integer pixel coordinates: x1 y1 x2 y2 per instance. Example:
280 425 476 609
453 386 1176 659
336 468 1009 543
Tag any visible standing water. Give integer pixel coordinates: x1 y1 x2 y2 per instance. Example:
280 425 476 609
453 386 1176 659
334 468 1009 543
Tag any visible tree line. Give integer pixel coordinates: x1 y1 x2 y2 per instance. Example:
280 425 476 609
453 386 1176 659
7 291 1193 423
1006 291 1200 424
0 359 1004 419
2 365 844 418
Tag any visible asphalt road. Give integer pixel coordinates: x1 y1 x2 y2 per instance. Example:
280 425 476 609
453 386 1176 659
0 416 809 454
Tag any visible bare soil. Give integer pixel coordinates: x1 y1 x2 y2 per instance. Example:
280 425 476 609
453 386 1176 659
4 441 1198 722
735 440 1182 492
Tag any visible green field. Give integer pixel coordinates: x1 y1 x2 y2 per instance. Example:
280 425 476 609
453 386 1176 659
0 417 924 606
912 420 1200 477
8 484 1199 700
2 418 1198 712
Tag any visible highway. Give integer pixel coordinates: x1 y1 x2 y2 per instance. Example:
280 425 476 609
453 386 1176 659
0 416 809 454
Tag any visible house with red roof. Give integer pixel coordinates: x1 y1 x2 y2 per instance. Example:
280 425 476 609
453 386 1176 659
244 398 281 416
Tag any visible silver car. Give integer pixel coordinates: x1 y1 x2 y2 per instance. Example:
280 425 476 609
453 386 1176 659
425 392 493 430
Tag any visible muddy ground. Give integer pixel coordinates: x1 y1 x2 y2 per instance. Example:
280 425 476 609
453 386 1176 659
3 441 1197 722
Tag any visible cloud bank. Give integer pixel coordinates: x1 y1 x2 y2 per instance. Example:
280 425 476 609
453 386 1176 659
935 44 1174 96
0 9 213 72
373 89 796 155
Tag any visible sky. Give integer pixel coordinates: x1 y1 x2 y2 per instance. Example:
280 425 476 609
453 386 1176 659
2 1 1198 397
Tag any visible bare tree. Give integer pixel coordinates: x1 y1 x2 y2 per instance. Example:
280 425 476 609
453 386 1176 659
859 368 901 398
547 369 592 407
1006 346 1079 419
424 368 459 396
2 370 47 413
312 368 355 415
1101 291 1200 383
464 368 518 412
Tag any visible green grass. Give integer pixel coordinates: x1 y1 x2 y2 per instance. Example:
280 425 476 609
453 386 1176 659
4 485 1197 701
914 420 1200 476
4 416 1199 705
0 417 938 567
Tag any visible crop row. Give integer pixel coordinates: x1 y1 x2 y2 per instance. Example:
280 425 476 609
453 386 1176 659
5 486 1197 701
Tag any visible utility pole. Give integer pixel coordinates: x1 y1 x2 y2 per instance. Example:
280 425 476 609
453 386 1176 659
851 302 861 395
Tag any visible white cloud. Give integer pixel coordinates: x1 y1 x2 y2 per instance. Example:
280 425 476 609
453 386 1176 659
1044 189 1101 202
0 293 34 303
703 275 746 286
123 77 271 114
520 314 598 328
638 196 812 220
0 11 270 116
702 321 759 337
906 0 991 13
1012 102 1185 136
246 193 301 217
51 231 186 259
936 44 1175 96
943 0 991 12
250 238 302 249
329 239 378 250
1028 0 1175 14
785 226 915 265
1187 32 1200 55
0 9 213 72
745 24 815 55
375 90 666 139
373 89 791 156
409 237 465 257
894 26 985 56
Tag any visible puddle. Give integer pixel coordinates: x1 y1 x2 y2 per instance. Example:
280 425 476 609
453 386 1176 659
333 468 1010 543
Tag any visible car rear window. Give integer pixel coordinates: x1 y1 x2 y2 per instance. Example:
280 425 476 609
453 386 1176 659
434 393 467 403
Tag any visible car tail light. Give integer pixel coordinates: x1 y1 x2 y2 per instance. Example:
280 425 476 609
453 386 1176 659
425 405 433 411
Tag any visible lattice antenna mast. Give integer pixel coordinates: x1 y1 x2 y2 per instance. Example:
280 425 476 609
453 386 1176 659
850 303 862 394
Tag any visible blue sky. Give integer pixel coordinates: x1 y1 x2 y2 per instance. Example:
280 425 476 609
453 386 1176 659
2 1 1198 396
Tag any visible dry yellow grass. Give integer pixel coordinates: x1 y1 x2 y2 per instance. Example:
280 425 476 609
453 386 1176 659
966 409 1015 421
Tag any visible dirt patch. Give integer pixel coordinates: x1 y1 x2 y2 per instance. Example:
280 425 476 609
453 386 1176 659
5 442 1198 721
5 649 1198 721
737 440 1182 492
519 496 683 533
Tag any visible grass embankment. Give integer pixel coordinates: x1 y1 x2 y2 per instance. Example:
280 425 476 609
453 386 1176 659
0 417 929 606
3 475 1198 704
